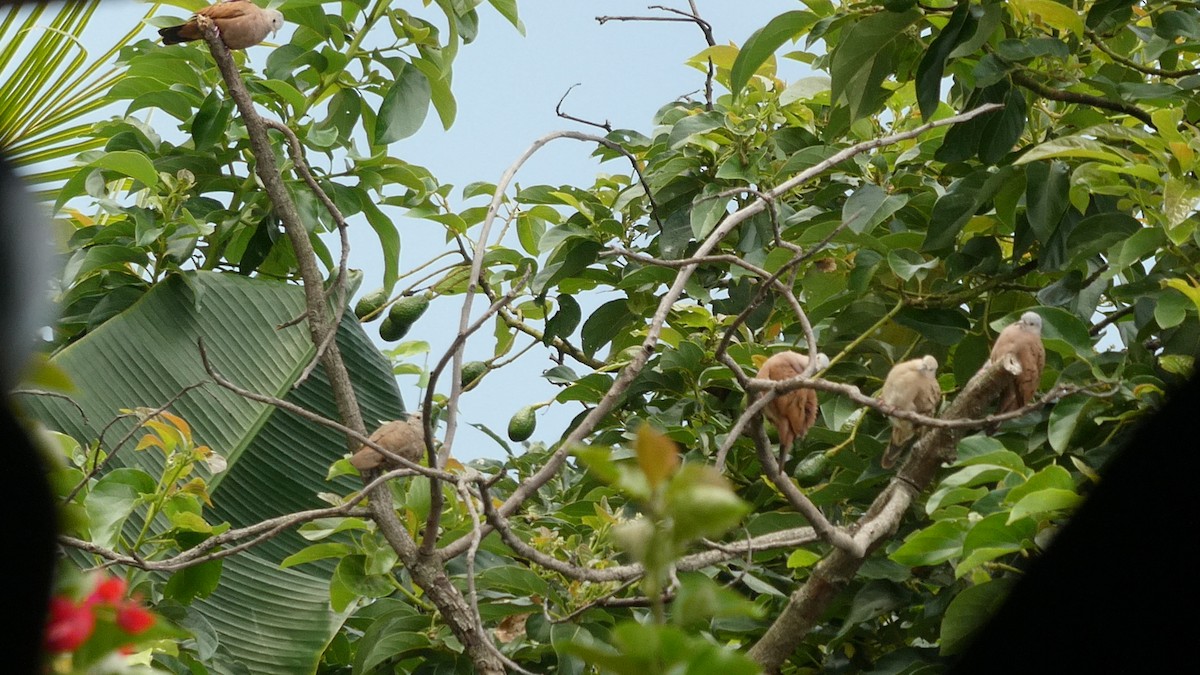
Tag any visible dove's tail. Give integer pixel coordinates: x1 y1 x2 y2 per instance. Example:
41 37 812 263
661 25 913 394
158 25 193 45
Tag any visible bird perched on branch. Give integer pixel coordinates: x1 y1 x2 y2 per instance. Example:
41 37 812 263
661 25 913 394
158 0 284 50
349 414 425 472
756 350 829 464
990 311 1046 417
879 355 942 469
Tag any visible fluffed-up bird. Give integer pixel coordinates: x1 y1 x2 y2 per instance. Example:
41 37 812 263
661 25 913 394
990 311 1046 415
158 0 285 50
349 414 425 471
756 350 830 464
879 355 942 469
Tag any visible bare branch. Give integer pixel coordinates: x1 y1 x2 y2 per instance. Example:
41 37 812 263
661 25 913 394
556 84 612 131
60 504 370 572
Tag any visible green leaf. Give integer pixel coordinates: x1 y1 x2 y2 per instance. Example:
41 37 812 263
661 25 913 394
955 513 1035 578
581 299 636 357
940 579 1016 655
731 10 818 98
891 520 967 567
1064 213 1140 265
691 185 729 239
1047 395 1087 453
894 307 970 345
1013 0 1084 35
84 467 156 549
830 8 921 121
843 184 907 234
486 0 524 33
671 574 762 628
353 607 431 673
668 111 725 149
190 90 232 151
280 542 355 569
915 1 975 120
196 553 353 674
1025 161 1071 245
923 167 1017 251
837 581 906 637
1008 488 1083 523
979 86 1027 164
374 63 433 145
477 565 552 598
887 249 937 281
787 548 822 568
90 150 160 188
1006 464 1074 504
164 558 223 605
544 294 582 345
1016 136 1128 165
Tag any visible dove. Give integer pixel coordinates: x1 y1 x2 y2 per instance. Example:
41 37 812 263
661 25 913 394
756 350 829 463
879 355 942 469
349 414 425 471
158 0 285 50
990 311 1046 415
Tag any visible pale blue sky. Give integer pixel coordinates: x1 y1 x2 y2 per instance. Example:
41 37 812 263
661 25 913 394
81 1 813 460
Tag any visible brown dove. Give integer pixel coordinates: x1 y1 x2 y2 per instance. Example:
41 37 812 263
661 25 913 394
349 414 425 471
879 355 942 469
158 0 285 50
990 311 1046 415
756 351 829 463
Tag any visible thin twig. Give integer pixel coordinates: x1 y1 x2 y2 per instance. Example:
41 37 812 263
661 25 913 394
60 505 371 572
1011 69 1155 128
556 84 611 131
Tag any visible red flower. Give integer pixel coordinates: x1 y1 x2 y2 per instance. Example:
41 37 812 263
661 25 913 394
86 576 127 606
44 597 95 652
116 603 155 635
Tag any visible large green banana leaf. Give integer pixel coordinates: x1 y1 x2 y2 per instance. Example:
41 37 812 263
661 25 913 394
21 270 404 673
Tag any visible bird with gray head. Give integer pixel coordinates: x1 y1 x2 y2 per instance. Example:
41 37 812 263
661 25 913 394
989 311 1045 417
879 355 942 469
159 0 285 50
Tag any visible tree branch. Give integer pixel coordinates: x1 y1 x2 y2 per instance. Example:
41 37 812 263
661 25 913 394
1010 69 1155 128
746 359 1041 670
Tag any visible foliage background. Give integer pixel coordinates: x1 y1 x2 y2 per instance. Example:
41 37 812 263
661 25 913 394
8 0 1200 673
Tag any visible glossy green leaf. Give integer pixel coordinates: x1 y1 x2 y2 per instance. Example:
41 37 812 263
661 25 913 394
374 63 433 145
915 1 975 120
1008 488 1083 523
731 10 818 98
830 8 921 121
891 520 968 567
940 579 1016 655
843 184 907 234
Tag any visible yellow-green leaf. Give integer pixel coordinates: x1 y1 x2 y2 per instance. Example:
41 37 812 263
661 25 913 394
635 425 680 488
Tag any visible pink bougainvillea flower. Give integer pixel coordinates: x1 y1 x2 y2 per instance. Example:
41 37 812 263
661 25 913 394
44 597 95 652
86 575 127 606
116 603 155 635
